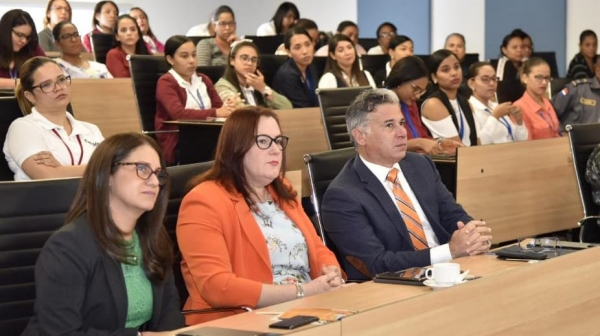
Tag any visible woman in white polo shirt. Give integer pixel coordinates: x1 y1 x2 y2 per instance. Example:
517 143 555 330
4 57 104 181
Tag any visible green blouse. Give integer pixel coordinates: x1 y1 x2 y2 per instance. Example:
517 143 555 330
121 231 153 328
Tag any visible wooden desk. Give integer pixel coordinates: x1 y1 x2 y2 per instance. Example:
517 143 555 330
343 247 600 335
70 78 141 137
456 137 582 243
175 254 526 335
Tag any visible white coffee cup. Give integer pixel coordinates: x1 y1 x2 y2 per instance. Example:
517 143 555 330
425 263 461 285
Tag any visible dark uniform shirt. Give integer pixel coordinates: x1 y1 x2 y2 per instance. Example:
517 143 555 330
552 77 600 130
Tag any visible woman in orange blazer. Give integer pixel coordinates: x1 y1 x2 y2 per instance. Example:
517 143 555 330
177 106 344 325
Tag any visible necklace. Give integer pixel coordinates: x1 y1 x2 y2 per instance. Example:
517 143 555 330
251 193 276 228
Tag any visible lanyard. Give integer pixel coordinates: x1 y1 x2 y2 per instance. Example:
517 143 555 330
303 68 316 103
537 109 559 136
485 108 514 141
453 102 465 141
401 102 419 138
187 88 206 109
9 68 17 79
51 129 83 165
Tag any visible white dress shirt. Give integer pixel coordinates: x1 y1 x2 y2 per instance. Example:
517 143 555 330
359 156 453 264
421 98 474 146
317 70 376 89
469 96 528 144
168 69 212 110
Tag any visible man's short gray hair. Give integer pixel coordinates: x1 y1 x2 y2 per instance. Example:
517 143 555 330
346 88 399 146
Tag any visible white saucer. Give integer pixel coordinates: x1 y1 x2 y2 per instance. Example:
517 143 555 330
423 279 468 290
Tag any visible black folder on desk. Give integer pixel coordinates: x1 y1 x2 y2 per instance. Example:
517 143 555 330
495 243 596 261
178 327 281 336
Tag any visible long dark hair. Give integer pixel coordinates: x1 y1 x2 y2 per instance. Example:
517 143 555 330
188 107 296 206
428 49 460 87
66 133 174 283
324 34 368 87
385 55 428 88
0 9 39 71
92 1 119 30
112 14 150 55
224 40 266 106
272 2 299 35
129 7 156 39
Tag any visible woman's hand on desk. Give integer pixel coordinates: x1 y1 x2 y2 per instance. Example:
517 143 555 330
304 270 341 296
33 151 61 167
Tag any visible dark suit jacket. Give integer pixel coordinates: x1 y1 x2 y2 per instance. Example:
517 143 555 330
321 153 472 280
21 217 184 335
272 59 319 108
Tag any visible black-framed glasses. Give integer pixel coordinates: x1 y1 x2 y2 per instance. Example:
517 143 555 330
60 32 80 41
255 135 289 150
411 83 426 98
215 20 236 27
238 54 259 65
475 76 498 85
31 75 71 93
12 29 31 42
115 162 169 186
517 237 561 257
531 74 553 84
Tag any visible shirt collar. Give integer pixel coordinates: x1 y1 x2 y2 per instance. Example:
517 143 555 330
359 155 401 184
468 96 497 112
29 107 86 135
520 90 552 113
168 68 203 90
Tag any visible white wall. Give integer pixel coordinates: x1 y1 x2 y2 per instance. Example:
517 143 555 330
566 0 600 71
430 0 485 60
2 0 356 44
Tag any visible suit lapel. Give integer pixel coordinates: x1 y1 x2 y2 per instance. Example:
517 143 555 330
353 156 414 246
232 194 271 269
102 254 128 327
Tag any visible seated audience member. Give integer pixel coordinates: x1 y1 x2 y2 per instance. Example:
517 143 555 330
272 27 319 107
421 49 479 146
315 21 366 56
196 5 238 66
373 34 413 87
20 133 184 335
216 40 292 109
0 9 46 89
567 30 598 79
53 21 113 78
82 1 119 53
275 18 319 55
367 22 397 55
444 32 470 96
553 56 600 129
513 29 533 61
177 107 344 324
386 56 461 154
129 7 164 54
467 62 528 144
586 144 600 205
496 30 525 103
3 57 104 181
256 2 299 36
38 0 72 52
318 34 376 89
105 14 150 78
186 11 214 36
321 88 492 280
155 35 237 165
513 57 561 140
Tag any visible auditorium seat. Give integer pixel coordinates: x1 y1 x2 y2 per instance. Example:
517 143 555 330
359 54 388 77
258 54 288 88
197 66 225 86
358 38 378 51
243 35 284 54
90 33 113 64
0 97 25 181
0 178 80 336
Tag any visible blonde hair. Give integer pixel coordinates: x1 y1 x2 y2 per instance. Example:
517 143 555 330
15 56 59 115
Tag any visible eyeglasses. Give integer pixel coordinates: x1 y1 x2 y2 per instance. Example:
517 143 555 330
517 237 561 257
378 32 396 39
531 74 553 84
31 75 71 93
51 6 70 12
215 21 236 27
115 162 169 186
238 54 259 65
255 135 289 150
476 76 498 85
12 29 31 42
411 83 426 98
59 32 80 41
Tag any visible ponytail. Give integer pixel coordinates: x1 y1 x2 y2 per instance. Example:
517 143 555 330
15 81 32 115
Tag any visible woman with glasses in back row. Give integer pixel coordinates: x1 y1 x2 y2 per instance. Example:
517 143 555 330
21 132 184 335
196 5 239 66
4 57 104 181
38 0 72 53
177 107 344 325
0 9 46 89
53 21 113 78
216 40 292 109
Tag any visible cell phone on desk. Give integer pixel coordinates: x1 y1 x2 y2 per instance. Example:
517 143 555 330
373 267 427 286
269 315 319 329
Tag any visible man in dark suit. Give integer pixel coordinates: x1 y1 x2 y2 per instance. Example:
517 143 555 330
321 88 492 280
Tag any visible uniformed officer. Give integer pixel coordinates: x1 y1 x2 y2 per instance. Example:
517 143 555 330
553 56 600 130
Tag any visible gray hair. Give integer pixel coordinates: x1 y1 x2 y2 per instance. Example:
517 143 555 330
346 88 399 146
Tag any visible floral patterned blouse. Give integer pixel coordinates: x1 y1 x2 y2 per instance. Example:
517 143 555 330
252 200 311 284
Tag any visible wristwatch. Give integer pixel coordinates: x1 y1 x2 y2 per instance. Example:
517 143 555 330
295 282 305 298
262 86 273 98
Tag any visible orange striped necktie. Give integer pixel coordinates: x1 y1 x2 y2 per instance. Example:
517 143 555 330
386 168 428 250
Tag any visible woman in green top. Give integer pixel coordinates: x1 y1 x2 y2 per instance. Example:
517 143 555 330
215 40 292 110
22 133 184 335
